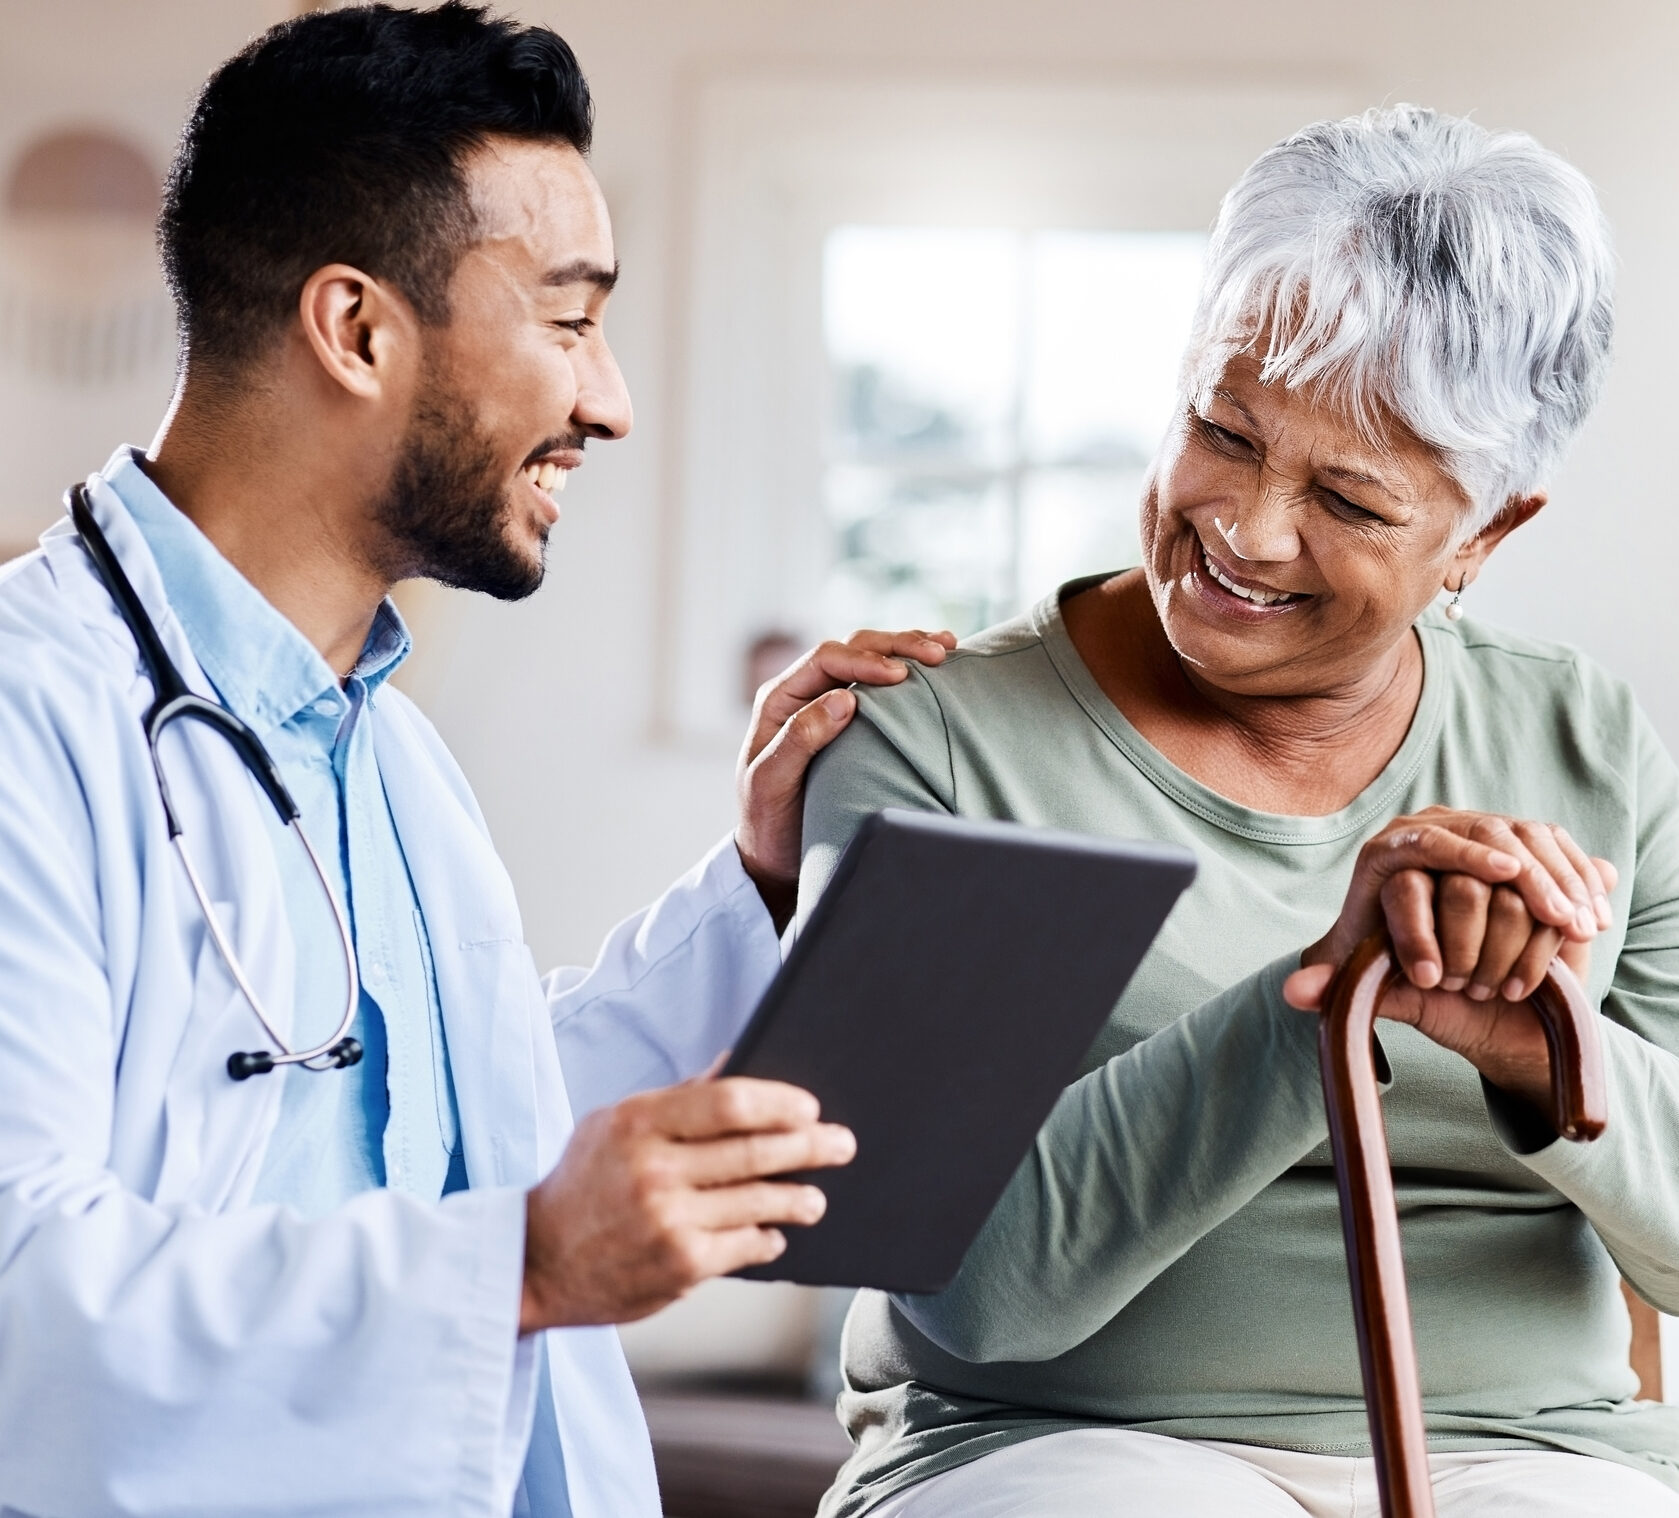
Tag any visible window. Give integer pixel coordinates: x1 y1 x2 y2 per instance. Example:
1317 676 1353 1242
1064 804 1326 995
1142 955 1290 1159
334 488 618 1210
822 228 1206 637
659 75 1352 739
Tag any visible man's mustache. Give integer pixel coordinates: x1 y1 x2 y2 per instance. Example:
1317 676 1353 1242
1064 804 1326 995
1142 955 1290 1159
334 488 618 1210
521 434 589 467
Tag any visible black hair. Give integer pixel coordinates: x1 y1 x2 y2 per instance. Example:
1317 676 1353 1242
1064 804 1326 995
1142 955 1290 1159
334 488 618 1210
159 2 593 370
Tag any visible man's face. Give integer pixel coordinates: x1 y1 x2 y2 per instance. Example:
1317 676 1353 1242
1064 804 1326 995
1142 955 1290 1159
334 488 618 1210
373 137 631 599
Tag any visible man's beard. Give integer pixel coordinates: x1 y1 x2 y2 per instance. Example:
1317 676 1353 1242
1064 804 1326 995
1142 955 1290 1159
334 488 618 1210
371 382 558 603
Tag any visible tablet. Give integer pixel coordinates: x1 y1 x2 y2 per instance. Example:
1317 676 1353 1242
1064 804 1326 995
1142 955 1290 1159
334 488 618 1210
723 809 1196 1292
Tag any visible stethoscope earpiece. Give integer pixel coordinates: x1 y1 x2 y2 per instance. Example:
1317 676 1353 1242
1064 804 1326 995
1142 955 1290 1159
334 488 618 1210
227 1050 276 1081
330 1038 364 1070
226 1037 363 1081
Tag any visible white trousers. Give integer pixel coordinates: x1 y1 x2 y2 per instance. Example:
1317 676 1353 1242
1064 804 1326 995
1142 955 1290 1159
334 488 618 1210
866 1428 1679 1517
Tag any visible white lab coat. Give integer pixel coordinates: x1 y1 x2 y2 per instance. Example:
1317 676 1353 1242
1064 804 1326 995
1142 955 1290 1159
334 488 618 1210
0 474 783 1517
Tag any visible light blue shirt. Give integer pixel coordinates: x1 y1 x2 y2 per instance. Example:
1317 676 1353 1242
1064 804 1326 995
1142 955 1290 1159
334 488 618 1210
108 449 466 1215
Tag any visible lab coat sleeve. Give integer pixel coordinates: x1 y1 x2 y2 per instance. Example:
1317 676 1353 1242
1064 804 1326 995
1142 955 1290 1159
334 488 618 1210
543 835 783 1117
0 664 535 1518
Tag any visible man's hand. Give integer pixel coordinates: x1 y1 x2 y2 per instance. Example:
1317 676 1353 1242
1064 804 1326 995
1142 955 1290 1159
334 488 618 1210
520 1077 856 1333
736 629 955 930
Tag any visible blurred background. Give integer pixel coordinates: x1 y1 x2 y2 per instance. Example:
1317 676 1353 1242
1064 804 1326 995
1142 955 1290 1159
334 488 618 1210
3 0 1676 1508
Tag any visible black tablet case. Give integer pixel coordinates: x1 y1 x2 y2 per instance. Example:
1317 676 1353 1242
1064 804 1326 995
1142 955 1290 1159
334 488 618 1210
723 809 1196 1292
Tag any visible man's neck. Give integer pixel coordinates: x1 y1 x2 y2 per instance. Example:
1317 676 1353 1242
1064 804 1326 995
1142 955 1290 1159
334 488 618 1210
142 385 393 679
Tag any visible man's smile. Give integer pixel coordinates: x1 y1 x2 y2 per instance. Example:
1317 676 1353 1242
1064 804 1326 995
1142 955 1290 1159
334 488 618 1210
518 447 584 520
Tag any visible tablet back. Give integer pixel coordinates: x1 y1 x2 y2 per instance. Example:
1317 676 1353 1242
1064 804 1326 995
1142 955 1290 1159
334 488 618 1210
723 809 1196 1292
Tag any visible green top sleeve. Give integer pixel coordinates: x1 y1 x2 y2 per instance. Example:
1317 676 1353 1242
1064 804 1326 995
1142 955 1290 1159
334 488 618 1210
897 952 1327 1362
1491 704 1679 1311
799 668 956 920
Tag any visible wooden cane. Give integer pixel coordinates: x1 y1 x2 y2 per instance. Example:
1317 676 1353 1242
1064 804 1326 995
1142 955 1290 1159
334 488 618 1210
1319 935 1607 1518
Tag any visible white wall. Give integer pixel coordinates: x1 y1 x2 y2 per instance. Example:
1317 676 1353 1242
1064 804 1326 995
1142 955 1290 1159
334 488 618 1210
4 0 1676 969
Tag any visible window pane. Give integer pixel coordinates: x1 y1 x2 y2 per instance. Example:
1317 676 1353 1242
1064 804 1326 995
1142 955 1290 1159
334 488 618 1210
1018 466 1146 607
823 464 1014 636
825 227 1022 467
1023 232 1206 466
819 226 1203 639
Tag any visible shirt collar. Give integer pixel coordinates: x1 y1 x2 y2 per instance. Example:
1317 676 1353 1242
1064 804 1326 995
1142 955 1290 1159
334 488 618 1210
100 446 412 735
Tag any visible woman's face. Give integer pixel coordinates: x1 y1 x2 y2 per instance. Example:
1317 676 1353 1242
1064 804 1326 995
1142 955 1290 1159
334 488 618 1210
1141 351 1488 699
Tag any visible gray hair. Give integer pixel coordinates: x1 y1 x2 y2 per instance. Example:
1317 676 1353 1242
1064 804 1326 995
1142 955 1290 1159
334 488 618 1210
1187 104 1615 532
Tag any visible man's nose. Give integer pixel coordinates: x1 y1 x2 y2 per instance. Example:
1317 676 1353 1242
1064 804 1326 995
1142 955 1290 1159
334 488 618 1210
573 341 633 441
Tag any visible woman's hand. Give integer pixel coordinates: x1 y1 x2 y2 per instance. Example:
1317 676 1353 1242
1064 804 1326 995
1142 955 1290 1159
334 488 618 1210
1300 806 1610 988
1286 807 1616 1117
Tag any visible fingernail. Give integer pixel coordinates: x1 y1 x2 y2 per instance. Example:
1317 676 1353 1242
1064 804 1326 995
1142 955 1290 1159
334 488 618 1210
1441 975 1467 992
821 690 853 720
1550 890 1572 917
802 1187 827 1222
1575 908 1596 936
1502 977 1525 1000
1467 983 1493 1001
1595 893 1612 926
1412 960 1440 988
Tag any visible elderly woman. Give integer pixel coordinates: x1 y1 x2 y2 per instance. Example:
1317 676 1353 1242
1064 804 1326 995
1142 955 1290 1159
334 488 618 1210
800 106 1679 1517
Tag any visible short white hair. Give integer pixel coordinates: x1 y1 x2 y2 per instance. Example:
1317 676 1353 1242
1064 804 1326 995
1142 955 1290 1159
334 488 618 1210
1187 104 1615 531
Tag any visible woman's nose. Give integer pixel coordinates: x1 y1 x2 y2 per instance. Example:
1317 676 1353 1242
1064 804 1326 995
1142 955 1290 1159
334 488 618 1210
1218 485 1302 563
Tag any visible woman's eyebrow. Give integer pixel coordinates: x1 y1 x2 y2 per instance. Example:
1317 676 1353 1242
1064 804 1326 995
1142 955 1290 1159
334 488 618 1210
1317 460 1410 505
1318 462 1385 491
1211 387 1260 428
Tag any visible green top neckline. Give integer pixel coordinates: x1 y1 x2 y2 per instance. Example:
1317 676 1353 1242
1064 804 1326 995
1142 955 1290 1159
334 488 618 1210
1031 574 1451 847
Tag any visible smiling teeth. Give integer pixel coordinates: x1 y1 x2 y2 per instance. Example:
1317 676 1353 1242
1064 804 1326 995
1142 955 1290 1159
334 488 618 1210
1203 546 1296 606
522 461 568 496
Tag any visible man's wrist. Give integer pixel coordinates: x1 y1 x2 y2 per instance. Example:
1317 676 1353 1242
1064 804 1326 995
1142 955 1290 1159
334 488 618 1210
734 837 798 934
520 1188 564 1336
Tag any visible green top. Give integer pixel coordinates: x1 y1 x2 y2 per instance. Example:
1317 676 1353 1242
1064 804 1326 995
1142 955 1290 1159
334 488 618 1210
799 583 1679 1516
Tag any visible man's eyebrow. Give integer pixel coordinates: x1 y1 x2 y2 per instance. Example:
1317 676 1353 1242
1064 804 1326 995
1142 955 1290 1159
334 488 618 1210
542 259 619 292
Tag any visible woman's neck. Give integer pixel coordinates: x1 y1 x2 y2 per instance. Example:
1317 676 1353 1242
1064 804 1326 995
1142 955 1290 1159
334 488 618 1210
1061 572 1425 817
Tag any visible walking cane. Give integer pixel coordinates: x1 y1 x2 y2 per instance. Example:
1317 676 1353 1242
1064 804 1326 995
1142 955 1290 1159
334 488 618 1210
1319 935 1608 1518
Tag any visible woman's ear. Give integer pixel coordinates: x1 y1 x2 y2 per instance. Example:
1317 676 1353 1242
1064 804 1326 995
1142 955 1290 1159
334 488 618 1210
1448 493 1547 589
296 263 420 402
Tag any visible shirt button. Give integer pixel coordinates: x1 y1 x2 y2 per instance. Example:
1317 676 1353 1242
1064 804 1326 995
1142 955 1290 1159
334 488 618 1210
313 698 338 717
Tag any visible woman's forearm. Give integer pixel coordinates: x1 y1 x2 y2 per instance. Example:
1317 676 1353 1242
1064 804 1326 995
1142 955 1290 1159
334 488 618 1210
1493 1017 1679 1312
895 953 1331 1362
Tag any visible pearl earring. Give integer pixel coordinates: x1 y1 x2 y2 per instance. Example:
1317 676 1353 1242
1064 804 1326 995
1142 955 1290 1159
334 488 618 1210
1445 577 1466 622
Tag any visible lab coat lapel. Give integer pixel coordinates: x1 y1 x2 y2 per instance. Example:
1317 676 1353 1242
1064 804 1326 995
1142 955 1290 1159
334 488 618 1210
43 474 295 1209
373 703 553 1190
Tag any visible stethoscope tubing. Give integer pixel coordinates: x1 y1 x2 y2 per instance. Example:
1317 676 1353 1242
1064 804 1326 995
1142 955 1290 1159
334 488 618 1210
67 483 363 1081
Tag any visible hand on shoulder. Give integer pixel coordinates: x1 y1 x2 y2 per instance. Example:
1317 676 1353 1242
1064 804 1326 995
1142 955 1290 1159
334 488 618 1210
734 628 954 929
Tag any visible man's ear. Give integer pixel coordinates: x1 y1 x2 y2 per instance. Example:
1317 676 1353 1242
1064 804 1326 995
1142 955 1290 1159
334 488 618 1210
296 264 420 401
1448 493 1546 589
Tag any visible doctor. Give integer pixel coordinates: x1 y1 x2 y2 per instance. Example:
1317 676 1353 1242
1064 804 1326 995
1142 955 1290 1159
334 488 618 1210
0 6 952 1517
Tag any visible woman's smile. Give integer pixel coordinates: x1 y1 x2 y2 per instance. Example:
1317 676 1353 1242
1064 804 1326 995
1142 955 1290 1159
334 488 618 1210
1190 539 1313 619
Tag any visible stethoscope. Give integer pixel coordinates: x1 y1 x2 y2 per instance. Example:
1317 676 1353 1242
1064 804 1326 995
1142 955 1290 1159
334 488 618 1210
68 484 363 1082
